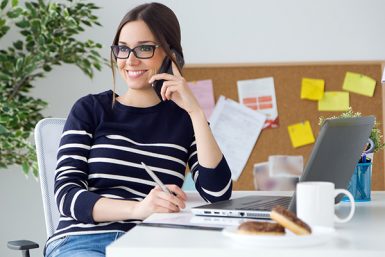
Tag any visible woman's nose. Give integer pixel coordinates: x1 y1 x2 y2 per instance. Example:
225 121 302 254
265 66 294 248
126 51 140 66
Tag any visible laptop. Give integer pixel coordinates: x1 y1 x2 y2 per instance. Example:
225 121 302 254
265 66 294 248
191 116 374 219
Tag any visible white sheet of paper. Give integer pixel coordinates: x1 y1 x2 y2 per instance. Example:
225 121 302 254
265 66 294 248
382 67 385 84
209 96 266 181
237 77 279 129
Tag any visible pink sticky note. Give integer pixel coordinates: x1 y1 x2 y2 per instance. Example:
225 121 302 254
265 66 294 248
187 80 215 119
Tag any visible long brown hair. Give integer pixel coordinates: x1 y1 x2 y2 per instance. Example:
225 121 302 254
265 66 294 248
110 2 184 105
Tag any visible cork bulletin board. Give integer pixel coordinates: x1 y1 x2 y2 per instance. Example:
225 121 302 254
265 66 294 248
183 61 385 190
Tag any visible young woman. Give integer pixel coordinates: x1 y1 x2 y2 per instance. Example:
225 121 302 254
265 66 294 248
45 3 232 257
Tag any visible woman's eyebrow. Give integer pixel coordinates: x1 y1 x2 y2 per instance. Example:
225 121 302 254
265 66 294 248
137 40 157 44
118 40 156 45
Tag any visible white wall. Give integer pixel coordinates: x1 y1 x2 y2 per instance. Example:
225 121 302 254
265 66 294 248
1 0 384 256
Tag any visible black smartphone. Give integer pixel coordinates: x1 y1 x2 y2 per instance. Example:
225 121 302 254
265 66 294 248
153 49 184 100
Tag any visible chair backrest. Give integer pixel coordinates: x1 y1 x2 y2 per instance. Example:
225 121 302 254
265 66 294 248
34 117 196 238
34 118 66 238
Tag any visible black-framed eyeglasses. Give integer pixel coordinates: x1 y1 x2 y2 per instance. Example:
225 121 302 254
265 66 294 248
110 44 160 59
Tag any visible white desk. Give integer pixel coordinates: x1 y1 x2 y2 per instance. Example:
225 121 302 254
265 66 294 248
107 191 385 257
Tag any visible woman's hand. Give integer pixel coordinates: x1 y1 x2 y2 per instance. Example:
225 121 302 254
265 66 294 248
149 62 201 115
133 185 187 220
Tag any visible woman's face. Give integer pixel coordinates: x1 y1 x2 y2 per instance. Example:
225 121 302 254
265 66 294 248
116 20 166 90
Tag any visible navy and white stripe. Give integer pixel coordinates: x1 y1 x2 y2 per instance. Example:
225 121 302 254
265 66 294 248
48 90 232 244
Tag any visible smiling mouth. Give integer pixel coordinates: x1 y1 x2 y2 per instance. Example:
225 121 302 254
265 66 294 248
127 70 147 78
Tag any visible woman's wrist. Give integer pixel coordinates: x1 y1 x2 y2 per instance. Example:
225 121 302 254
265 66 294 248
93 198 143 222
188 107 206 122
124 200 143 220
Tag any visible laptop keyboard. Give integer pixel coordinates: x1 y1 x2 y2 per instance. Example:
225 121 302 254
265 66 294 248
235 197 291 211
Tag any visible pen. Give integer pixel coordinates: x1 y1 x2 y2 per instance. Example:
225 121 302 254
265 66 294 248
141 162 176 196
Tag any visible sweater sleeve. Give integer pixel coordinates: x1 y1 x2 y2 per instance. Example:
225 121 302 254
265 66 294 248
54 95 102 224
187 137 232 203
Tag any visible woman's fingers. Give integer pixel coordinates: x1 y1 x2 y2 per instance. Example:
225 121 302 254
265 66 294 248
153 196 180 212
160 81 174 100
157 190 186 209
153 206 174 213
166 184 187 201
148 69 200 114
164 85 178 100
161 80 187 100
160 81 180 100
149 73 177 84
148 185 186 211
149 60 182 83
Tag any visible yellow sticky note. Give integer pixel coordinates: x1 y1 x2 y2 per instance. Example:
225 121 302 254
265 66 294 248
301 78 325 100
342 72 376 97
318 91 349 111
287 121 315 148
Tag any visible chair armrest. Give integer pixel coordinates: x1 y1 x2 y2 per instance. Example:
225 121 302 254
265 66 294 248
7 240 39 251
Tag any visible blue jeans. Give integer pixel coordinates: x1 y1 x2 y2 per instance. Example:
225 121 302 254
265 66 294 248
45 232 125 257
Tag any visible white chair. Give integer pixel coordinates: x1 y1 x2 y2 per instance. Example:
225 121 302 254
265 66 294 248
8 118 66 257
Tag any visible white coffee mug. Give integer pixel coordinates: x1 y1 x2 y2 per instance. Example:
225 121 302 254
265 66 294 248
296 181 355 228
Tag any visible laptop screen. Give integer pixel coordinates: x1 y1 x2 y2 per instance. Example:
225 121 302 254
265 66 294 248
289 116 374 211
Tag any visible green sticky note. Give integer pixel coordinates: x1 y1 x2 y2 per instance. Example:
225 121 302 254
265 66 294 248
318 91 349 111
342 72 376 97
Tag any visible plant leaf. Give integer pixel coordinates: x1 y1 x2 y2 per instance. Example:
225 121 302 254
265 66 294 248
30 19 41 34
11 0 18 7
6 6 23 18
13 40 23 50
15 57 23 71
43 64 52 72
15 19 29 28
0 0 9 10
0 124 8 134
22 161 29 175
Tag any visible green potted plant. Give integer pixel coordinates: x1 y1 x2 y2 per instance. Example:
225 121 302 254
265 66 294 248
0 0 106 177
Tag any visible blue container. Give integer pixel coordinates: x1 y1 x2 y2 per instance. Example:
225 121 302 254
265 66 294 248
344 162 372 202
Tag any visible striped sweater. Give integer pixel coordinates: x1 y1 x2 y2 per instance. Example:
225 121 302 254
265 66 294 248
49 90 232 243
